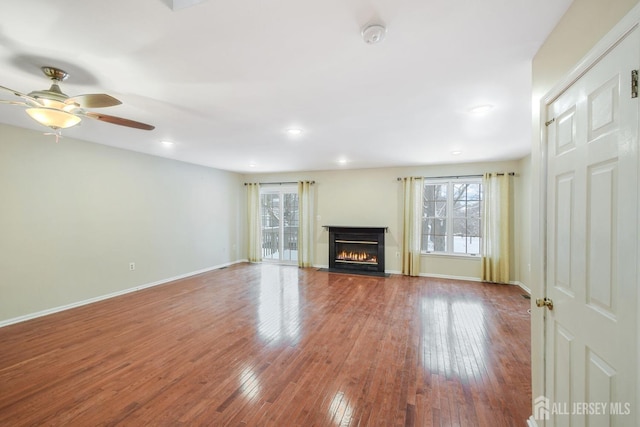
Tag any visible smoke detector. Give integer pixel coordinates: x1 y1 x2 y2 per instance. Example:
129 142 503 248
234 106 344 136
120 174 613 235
361 24 386 44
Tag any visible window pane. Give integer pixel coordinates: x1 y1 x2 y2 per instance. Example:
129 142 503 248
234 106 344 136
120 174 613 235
421 179 482 255
467 202 480 219
421 218 433 252
435 201 447 217
282 193 299 262
453 200 466 217
467 219 481 237
432 218 447 252
422 183 449 253
424 201 436 217
420 218 432 252
422 218 447 252
424 185 435 202
453 183 467 201
453 218 467 235
463 232 481 255
454 236 482 254
467 183 481 200
261 194 280 259
432 234 447 252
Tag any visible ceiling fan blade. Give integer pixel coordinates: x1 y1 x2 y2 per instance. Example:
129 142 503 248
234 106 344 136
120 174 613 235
0 100 29 107
0 85 27 98
84 111 155 130
0 85 43 106
67 93 122 108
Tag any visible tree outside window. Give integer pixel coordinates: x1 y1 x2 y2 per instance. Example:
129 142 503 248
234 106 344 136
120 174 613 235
421 180 482 256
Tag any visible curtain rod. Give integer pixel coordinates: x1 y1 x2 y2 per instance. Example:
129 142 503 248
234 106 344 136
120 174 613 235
244 180 315 186
396 172 515 181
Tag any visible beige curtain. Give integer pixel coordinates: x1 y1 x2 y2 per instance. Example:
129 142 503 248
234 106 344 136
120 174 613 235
297 181 314 267
402 177 424 276
246 183 262 262
481 173 511 283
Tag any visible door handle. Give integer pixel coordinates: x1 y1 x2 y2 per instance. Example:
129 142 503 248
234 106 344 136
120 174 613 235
536 297 553 310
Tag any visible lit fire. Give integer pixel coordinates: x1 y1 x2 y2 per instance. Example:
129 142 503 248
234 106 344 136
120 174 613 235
336 250 378 263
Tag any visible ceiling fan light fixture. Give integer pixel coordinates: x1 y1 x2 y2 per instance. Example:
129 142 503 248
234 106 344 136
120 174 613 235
26 107 81 129
2 66 154 132
37 98 79 113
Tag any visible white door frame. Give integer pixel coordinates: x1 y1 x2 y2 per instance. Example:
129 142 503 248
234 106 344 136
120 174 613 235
533 4 640 426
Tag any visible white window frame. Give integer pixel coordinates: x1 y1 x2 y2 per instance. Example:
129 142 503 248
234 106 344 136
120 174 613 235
421 178 483 257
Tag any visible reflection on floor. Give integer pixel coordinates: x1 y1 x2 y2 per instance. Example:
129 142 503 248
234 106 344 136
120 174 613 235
0 263 531 426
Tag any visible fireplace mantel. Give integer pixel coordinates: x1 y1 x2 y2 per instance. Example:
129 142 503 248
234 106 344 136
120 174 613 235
323 226 388 232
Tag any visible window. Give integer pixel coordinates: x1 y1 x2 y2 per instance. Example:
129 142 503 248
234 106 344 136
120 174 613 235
260 185 299 263
421 179 482 256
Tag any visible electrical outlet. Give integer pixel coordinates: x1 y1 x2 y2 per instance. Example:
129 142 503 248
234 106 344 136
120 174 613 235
129 262 136 271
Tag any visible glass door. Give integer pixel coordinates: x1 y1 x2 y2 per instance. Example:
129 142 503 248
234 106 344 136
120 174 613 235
260 185 299 264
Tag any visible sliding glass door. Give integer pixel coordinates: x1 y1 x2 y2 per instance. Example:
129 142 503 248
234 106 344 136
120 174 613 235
260 185 298 264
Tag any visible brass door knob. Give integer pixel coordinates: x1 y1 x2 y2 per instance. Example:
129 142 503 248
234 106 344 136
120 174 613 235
536 297 553 310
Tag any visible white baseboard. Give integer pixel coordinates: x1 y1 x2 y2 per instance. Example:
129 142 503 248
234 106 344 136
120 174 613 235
527 416 539 427
512 280 531 294
314 263 479 281
0 260 246 329
419 272 483 282
314 266 531 287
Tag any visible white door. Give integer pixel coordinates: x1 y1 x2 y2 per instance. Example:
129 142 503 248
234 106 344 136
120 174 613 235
542 28 639 426
260 185 299 264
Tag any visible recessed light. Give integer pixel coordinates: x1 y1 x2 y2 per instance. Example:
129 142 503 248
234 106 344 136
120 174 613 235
249 162 257 168
161 140 175 147
468 104 494 114
337 158 348 165
286 128 303 136
451 150 462 156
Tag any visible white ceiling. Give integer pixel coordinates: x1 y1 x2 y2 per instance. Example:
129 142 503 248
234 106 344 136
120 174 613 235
0 0 572 173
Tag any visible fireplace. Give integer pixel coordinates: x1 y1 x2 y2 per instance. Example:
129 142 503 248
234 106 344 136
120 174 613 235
325 226 387 275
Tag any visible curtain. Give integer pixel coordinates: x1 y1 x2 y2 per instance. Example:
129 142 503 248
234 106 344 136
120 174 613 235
297 181 314 267
246 183 262 262
481 173 511 283
402 177 424 276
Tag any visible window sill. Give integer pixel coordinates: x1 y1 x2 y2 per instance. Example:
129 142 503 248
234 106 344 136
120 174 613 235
421 252 481 260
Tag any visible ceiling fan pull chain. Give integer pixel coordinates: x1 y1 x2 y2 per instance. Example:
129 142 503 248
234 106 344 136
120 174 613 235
44 129 63 143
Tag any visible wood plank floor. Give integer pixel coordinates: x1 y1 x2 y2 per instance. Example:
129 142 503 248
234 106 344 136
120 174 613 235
0 263 531 426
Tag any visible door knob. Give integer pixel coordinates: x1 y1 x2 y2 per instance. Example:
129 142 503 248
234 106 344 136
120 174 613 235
536 297 553 310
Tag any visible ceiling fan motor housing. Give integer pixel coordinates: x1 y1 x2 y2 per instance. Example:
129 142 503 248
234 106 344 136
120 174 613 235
28 67 71 102
41 66 69 82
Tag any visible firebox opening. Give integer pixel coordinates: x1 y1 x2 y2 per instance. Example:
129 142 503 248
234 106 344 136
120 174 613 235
335 242 378 264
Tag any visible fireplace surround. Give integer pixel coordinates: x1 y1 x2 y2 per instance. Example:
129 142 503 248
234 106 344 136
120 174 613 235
325 226 387 276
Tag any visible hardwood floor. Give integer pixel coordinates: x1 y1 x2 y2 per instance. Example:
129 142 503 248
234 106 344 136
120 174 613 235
0 263 531 426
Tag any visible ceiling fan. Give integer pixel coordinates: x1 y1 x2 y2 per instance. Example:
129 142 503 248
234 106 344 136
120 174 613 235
0 66 155 136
